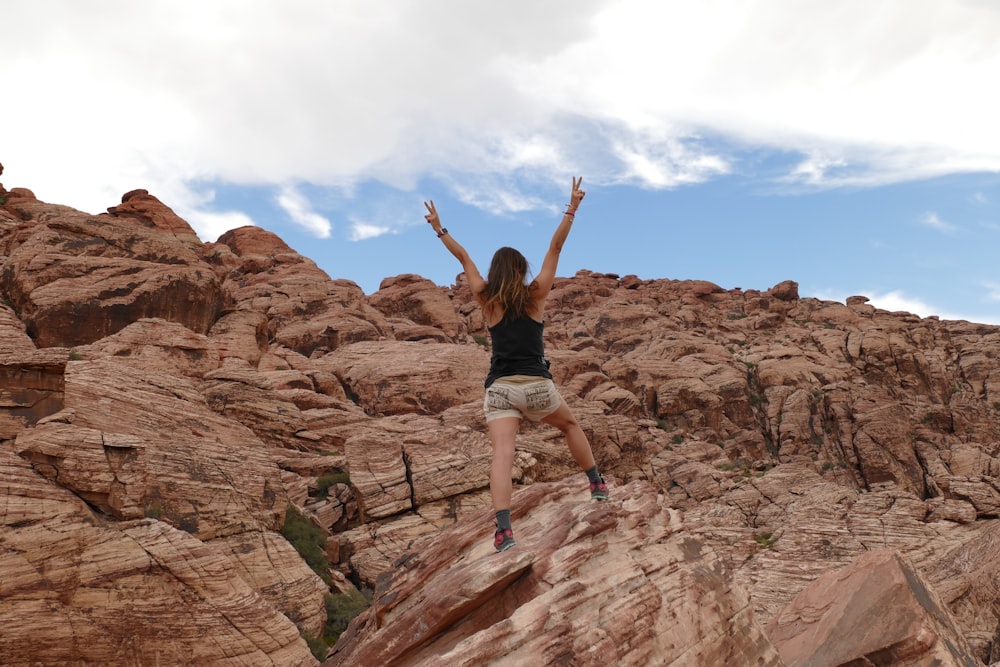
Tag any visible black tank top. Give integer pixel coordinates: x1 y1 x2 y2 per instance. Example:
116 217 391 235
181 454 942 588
484 315 552 387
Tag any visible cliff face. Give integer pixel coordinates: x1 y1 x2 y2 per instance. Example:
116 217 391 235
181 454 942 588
2 178 1000 666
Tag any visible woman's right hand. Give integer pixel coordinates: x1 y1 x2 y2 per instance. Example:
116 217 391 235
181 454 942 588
424 200 441 232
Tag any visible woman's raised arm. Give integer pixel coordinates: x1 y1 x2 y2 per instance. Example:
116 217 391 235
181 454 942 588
533 177 585 299
424 199 487 296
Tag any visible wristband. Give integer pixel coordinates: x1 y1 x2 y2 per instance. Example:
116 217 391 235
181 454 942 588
437 228 448 238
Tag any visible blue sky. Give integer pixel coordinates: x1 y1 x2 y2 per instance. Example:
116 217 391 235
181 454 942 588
5 1 1000 323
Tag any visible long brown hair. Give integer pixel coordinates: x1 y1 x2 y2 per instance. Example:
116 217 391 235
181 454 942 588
482 247 533 320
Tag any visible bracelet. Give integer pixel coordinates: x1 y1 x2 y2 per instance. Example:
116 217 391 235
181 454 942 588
437 228 448 238
564 208 577 217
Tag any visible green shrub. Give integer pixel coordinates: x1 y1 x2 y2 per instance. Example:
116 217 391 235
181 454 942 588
325 590 368 645
316 471 351 499
304 634 328 661
754 531 778 549
302 589 370 659
281 505 331 585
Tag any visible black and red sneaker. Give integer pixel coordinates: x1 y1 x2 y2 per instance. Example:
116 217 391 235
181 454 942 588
494 528 516 553
590 476 609 501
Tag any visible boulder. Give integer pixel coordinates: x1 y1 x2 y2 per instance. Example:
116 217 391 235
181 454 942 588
327 478 784 667
369 274 461 339
0 194 224 347
317 340 489 416
766 549 979 666
0 450 319 666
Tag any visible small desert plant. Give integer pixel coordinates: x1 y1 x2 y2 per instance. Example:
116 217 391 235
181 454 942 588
303 588 370 659
754 531 778 549
281 505 331 585
325 589 368 645
305 634 328 661
316 471 350 499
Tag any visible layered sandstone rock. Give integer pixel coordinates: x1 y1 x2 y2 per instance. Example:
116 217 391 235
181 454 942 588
4 183 1000 664
327 478 785 667
368 273 462 340
208 225 390 357
0 449 320 666
0 189 225 347
767 549 979 666
0 302 67 437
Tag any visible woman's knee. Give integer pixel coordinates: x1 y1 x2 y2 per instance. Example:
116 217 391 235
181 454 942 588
542 404 578 432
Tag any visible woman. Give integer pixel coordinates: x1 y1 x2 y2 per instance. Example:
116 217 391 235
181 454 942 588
424 177 608 553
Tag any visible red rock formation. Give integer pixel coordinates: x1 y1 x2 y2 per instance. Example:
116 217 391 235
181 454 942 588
767 549 979 666
208 225 390 357
0 189 225 347
328 477 784 667
368 273 462 340
0 449 320 665
3 179 1000 664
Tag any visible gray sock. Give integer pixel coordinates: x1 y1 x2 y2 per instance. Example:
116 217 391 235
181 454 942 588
495 509 512 532
584 465 602 484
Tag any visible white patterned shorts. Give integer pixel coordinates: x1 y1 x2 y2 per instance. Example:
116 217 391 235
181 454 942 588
484 375 562 422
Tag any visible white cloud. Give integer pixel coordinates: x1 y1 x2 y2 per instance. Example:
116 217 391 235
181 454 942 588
523 0 1000 185
813 288 1000 325
612 132 730 188
275 186 332 238
349 222 391 241
920 212 959 234
186 210 257 243
866 291 941 317
866 290 1000 324
787 153 849 186
984 282 1000 303
5 0 1000 230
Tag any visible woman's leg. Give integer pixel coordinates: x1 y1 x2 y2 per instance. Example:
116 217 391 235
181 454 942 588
541 401 597 471
487 416 521 511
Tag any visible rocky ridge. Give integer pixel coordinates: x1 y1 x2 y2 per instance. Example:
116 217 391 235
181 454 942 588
2 172 1000 665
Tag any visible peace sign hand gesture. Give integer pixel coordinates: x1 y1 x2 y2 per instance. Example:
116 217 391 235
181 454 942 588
424 200 442 233
569 177 585 210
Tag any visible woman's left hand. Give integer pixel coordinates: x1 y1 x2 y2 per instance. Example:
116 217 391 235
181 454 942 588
569 177 585 208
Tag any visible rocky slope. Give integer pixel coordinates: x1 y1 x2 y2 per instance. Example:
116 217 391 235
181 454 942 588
2 170 1000 666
